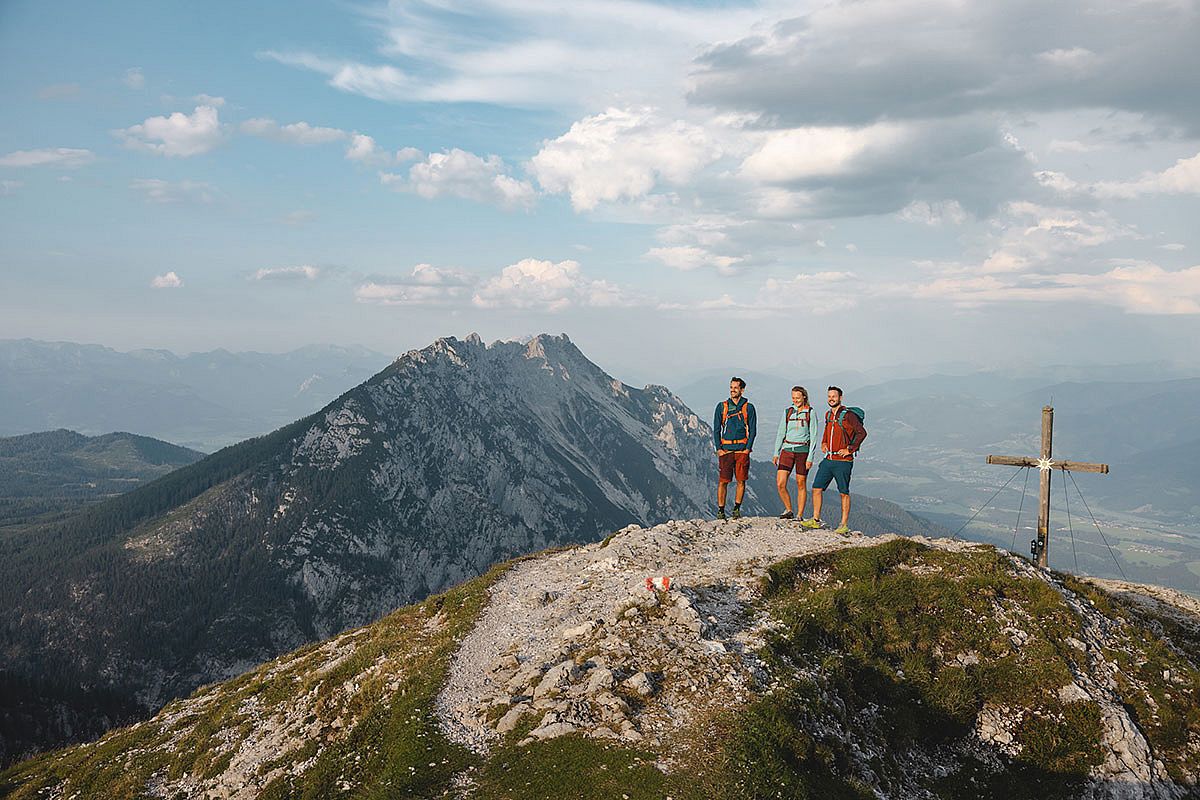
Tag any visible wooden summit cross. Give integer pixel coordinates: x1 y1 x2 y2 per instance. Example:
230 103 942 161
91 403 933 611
986 406 1108 568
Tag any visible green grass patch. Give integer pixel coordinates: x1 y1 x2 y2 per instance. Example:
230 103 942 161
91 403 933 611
473 734 667 800
679 540 1108 798
0 559 516 800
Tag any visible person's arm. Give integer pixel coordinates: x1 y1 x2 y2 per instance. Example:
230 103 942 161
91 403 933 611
845 411 867 453
747 403 757 451
773 412 787 459
713 403 723 452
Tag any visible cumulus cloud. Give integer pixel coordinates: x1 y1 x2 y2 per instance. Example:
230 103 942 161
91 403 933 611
116 104 226 157
381 149 535 209
241 118 347 145
644 246 742 274
1093 152 1200 199
344 133 421 165
129 178 216 204
529 107 721 211
0 148 94 168
254 265 321 281
355 263 476 306
472 258 626 311
150 271 183 288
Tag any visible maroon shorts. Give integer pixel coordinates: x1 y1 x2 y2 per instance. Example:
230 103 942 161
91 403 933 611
777 450 811 476
718 451 750 483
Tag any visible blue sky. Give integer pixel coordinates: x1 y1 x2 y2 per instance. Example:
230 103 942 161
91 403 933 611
3 0 1200 380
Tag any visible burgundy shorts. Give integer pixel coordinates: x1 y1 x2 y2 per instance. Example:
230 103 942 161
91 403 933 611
777 450 811 476
718 451 750 483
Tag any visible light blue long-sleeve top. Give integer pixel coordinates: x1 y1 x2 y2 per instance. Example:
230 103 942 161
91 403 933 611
773 404 820 458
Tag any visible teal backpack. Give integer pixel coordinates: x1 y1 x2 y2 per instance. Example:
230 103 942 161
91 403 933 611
835 406 866 446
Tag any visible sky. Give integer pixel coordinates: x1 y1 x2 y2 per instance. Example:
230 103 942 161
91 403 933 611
3 0 1200 382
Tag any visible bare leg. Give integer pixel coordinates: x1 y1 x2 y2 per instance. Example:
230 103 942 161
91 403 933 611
796 478 808 519
840 493 851 527
812 487 824 522
734 481 746 505
775 470 792 512
717 481 728 507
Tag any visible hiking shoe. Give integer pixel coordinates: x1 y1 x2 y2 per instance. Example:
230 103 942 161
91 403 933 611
799 518 822 530
778 510 795 520
834 525 852 536
731 506 742 519
716 508 727 521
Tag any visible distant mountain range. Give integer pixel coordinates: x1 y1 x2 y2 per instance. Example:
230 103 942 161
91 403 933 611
0 429 203 526
0 333 941 764
0 339 390 451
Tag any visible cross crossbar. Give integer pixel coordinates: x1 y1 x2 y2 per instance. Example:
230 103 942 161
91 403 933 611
984 405 1108 568
985 455 1109 474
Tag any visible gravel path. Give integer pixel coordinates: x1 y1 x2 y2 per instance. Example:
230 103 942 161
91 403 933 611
435 516 982 752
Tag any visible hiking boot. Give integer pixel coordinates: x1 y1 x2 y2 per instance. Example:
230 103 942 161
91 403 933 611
716 508 727 521
778 510 795 520
731 506 742 519
799 518 822 530
834 524 852 536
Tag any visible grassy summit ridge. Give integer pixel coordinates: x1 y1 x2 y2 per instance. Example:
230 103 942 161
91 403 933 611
3 535 1198 799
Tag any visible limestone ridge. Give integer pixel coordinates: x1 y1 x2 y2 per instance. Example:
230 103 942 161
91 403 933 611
3 333 806 761
4 519 1197 799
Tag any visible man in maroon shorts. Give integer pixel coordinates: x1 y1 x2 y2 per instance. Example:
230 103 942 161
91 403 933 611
713 377 757 520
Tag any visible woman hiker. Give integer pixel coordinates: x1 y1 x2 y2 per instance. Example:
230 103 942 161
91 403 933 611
771 385 820 521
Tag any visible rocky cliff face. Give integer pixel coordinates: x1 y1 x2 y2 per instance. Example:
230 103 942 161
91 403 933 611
5 334 951 763
4 520 1197 800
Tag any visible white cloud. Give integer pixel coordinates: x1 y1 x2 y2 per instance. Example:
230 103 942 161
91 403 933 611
260 2 768 109
254 265 321 281
0 148 94 168
116 105 226 157
129 178 216 204
241 118 347 145
644 246 742 274
150 271 183 288
344 133 422 165
529 107 720 211
1094 152 1200 199
124 67 145 89
472 258 625 311
1 180 23 195
381 148 535 209
1159 243 1186 252
355 263 476 306
740 124 907 182
192 94 225 107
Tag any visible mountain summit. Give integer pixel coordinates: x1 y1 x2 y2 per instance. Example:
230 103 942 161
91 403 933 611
4 519 1197 799
1 334 933 762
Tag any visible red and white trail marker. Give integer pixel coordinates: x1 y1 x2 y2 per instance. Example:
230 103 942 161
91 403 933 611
645 576 672 592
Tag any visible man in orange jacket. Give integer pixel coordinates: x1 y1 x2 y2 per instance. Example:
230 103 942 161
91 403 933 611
801 386 866 534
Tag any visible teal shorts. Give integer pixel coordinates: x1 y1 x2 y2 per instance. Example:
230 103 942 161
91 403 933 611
813 458 853 494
